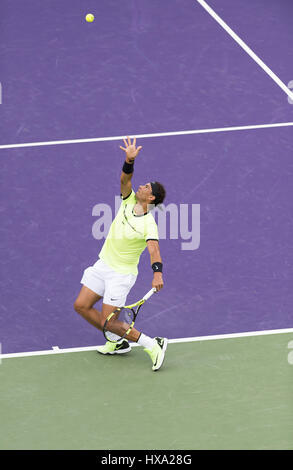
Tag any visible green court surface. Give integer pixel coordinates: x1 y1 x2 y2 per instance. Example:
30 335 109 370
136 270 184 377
0 332 292 450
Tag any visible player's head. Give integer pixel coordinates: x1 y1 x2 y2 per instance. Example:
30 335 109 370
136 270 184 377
136 181 166 208
150 181 166 207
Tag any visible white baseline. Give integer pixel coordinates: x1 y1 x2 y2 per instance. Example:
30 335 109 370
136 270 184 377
1 328 293 360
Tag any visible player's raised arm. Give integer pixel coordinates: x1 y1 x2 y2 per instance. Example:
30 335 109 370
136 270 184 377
119 136 142 199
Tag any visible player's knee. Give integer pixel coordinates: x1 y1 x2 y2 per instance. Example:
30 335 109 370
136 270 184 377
74 299 86 315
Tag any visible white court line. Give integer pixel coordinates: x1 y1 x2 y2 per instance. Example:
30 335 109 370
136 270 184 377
0 121 293 150
1 328 292 360
196 0 293 102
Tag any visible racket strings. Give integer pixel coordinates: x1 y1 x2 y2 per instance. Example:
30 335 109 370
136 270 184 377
104 308 134 342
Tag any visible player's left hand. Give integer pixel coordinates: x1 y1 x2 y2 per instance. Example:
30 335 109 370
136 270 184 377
152 273 164 291
119 136 142 163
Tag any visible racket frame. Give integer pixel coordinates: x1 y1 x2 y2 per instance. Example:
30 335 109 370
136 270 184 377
103 288 156 343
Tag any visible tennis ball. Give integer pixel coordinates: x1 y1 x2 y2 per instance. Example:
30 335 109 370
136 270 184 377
85 13 95 23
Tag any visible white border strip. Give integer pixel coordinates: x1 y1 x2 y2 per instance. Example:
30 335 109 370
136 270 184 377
0 122 293 150
1 328 292 360
196 0 293 101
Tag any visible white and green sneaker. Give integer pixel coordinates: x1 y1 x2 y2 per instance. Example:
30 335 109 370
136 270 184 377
144 337 168 371
97 339 131 355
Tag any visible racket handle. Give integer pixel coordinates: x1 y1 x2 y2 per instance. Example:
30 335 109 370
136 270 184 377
143 287 157 301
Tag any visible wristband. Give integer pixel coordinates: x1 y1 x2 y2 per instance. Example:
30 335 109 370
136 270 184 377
152 262 163 273
122 160 134 174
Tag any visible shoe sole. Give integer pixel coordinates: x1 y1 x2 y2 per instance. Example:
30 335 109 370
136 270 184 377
153 338 168 371
97 345 132 355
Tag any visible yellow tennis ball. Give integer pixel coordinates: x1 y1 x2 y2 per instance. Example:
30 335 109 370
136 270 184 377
86 13 94 23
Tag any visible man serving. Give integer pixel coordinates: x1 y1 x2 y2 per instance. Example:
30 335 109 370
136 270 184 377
74 137 167 371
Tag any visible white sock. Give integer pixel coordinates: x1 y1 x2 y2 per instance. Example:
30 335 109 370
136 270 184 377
138 333 156 350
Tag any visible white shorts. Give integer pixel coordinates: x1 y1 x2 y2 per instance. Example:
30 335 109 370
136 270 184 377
80 259 137 307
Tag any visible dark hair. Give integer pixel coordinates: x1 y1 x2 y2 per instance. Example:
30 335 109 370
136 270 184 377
150 181 166 207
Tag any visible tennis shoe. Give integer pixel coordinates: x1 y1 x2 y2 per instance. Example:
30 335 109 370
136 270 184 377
144 337 168 371
97 339 131 355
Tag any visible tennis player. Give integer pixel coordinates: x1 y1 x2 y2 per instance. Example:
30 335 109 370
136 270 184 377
74 137 168 371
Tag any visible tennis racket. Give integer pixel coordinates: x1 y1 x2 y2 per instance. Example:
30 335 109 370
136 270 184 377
103 287 157 343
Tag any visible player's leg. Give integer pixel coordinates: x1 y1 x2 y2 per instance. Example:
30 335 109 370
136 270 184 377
96 302 133 354
75 261 108 329
74 285 104 330
98 264 168 369
100 302 167 369
101 269 146 339
103 277 157 347
97 271 142 354
100 302 142 342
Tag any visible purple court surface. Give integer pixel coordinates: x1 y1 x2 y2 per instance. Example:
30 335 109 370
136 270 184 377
0 0 292 354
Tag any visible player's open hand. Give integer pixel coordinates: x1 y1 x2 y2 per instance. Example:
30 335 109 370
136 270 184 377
120 136 142 163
